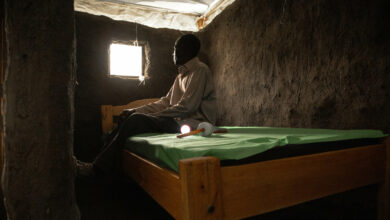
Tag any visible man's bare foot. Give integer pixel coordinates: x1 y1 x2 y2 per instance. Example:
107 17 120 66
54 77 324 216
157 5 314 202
73 156 95 178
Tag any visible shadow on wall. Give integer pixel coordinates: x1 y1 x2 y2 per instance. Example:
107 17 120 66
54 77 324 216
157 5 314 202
0 188 6 219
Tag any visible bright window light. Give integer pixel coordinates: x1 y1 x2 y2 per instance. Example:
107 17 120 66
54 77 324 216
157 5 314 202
110 43 142 78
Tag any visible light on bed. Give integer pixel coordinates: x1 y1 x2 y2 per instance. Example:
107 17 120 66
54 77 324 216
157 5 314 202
180 124 191 134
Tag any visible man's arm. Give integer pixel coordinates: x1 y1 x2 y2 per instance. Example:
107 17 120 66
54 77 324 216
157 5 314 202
119 82 174 121
131 84 174 114
150 67 208 118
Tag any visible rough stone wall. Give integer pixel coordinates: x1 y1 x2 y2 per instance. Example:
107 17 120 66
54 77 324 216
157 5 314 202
2 0 79 219
75 13 183 160
200 0 390 132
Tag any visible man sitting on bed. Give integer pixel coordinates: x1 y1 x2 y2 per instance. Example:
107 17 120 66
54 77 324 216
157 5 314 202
75 34 216 177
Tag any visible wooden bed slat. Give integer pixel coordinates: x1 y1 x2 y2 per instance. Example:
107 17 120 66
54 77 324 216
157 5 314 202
101 98 159 134
179 157 223 220
220 144 386 219
122 150 181 219
112 98 159 116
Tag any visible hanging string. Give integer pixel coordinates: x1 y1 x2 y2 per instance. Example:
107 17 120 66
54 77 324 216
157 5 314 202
133 22 146 84
134 23 139 47
280 0 288 25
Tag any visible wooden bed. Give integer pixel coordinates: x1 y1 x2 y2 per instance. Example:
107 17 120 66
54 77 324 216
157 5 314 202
101 99 390 220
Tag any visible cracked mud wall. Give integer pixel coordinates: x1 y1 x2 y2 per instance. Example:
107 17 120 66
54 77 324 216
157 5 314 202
2 0 79 219
200 0 390 132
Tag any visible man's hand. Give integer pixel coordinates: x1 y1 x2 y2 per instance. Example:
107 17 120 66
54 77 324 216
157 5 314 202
119 109 136 122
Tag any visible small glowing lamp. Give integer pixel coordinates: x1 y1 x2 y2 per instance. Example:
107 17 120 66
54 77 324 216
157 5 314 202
180 124 191 134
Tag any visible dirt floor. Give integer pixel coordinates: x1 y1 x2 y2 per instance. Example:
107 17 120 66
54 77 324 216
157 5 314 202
75 178 377 220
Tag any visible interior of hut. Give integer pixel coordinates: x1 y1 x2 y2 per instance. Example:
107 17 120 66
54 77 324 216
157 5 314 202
0 0 389 219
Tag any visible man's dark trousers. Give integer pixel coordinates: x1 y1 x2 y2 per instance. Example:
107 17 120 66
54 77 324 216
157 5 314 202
93 113 179 174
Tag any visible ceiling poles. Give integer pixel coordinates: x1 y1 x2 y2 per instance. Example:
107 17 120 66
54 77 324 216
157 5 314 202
197 0 236 30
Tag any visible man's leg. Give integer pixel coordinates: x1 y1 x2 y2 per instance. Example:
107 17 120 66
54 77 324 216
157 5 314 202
93 113 179 175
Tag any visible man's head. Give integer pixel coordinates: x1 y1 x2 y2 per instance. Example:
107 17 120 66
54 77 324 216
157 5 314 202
173 34 201 66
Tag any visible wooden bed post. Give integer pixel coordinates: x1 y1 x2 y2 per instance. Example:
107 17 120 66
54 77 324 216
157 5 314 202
179 157 223 220
101 105 113 133
378 137 390 220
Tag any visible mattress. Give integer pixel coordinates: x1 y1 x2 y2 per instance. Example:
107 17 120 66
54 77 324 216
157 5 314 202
125 127 387 172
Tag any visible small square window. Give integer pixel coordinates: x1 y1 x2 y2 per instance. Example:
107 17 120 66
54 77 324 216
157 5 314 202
109 43 143 79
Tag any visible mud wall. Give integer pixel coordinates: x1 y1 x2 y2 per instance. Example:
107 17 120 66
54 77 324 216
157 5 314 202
75 12 182 160
2 0 79 219
0 0 6 218
200 0 390 132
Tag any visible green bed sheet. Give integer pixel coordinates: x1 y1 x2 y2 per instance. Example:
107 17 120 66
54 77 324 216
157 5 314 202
125 127 387 172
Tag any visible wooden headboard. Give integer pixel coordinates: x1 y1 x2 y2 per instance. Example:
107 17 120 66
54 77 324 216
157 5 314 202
101 98 159 134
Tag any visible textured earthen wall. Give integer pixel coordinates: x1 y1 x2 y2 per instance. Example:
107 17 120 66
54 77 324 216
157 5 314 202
0 0 5 218
2 0 79 219
75 13 182 160
200 0 390 132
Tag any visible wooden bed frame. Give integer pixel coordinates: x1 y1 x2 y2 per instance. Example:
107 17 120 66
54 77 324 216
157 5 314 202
101 99 390 220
